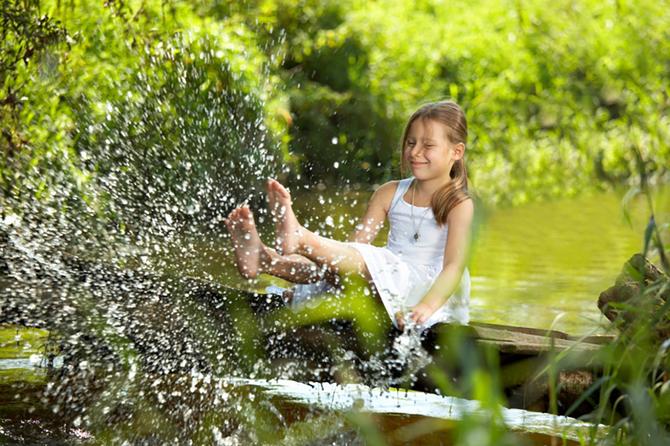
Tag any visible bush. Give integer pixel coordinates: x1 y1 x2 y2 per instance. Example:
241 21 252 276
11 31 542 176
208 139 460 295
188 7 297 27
1 0 289 258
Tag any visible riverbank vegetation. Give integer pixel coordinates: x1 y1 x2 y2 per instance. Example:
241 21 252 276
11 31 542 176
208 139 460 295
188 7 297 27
2 0 669 213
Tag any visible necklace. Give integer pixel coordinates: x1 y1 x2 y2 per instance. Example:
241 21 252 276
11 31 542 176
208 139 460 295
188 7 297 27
410 180 431 242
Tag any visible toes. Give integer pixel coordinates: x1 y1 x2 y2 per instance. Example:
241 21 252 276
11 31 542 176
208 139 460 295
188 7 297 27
225 207 253 233
238 207 256 226
269 179 288 198
225 216 237 231
229 206 245 221
274 182 290 199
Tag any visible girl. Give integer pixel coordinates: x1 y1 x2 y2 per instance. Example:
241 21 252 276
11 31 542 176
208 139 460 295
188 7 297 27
225 100 472 329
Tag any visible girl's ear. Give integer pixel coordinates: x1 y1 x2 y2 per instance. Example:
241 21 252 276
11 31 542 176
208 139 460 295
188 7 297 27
452 142 465 160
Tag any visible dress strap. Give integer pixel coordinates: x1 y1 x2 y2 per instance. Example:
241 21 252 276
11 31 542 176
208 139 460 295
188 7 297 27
388 177 413 214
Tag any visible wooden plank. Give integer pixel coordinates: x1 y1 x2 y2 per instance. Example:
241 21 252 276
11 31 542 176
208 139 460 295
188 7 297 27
431 322 612 355
470 321 571 340
476 338 601 355
470 321 617 343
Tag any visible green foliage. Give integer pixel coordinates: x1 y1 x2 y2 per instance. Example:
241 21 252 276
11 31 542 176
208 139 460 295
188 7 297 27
0 0 67 78
0 0 68 199
3 0 669 232
579 177 670 444
220 0 670 202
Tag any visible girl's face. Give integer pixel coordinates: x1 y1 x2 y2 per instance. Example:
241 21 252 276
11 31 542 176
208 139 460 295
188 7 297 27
404 118 464 182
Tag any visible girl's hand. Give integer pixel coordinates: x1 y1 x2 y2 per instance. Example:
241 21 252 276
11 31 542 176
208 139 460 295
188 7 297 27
409 302 436 325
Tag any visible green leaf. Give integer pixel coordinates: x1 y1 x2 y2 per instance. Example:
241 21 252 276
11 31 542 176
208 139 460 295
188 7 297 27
622 186 641 226
643 215 655 258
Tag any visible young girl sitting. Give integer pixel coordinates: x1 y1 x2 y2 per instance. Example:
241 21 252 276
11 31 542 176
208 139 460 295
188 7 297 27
225 100 473 330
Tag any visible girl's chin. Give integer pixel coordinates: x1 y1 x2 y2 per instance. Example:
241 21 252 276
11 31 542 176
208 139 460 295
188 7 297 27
411 167 430 177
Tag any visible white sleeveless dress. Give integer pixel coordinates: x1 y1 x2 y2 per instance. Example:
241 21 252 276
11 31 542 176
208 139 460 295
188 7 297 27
285 178 470 328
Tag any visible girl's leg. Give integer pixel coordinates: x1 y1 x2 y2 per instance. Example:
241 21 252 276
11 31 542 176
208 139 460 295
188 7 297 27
267 179 371 279
225 206 328 283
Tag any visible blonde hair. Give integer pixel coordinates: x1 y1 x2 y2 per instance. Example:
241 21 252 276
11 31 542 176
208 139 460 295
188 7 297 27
400 100 471 225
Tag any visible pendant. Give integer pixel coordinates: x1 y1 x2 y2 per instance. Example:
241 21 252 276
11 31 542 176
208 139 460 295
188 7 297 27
413 233 419 242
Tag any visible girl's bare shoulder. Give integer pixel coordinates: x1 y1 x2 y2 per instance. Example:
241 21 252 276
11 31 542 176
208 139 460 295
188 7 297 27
371 180 401 212
374 180 400 195
447 197 475 223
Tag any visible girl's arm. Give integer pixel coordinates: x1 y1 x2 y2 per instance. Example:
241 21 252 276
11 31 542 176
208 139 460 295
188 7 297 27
408 198 474 325
348 181 397 244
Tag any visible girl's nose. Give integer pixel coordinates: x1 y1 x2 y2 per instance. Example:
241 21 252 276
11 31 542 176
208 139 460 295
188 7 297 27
410 144 423 158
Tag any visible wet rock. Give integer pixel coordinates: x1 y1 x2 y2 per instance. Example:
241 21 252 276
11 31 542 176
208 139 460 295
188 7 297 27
598 253 670 338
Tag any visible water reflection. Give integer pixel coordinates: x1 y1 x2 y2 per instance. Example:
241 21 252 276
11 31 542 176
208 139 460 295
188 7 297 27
469 186 669 334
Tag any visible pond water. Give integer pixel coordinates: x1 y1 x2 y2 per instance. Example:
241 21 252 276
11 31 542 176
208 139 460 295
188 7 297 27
469 186 668 335
188 184 669 336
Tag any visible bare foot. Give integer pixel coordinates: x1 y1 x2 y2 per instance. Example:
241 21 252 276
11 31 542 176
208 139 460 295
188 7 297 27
224 206 268 279
267 178 303 255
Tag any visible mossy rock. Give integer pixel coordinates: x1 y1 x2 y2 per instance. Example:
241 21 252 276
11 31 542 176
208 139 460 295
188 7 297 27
598 254 670 338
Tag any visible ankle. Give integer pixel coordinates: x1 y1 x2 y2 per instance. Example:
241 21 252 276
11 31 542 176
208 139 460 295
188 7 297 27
295 229 311 256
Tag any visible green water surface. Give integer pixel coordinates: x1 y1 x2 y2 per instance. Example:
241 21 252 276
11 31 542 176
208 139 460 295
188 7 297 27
190 185 669 336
